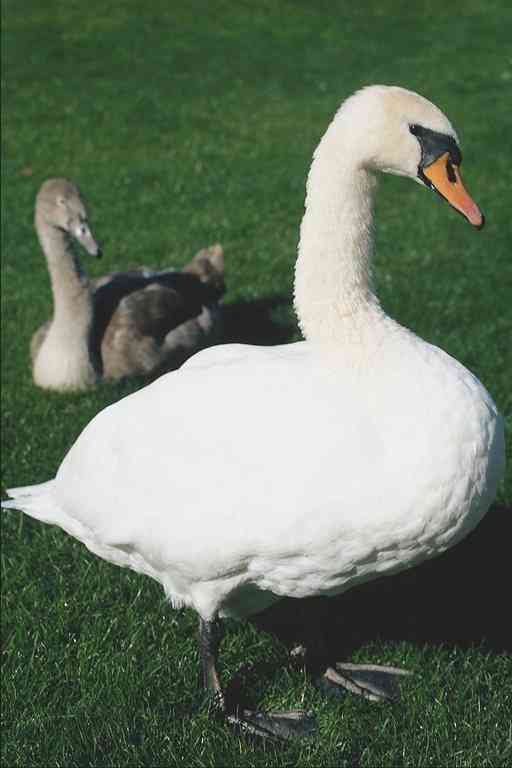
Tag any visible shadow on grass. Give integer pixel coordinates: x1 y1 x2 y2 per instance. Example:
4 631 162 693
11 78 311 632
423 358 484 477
251 503 512 662
221 295 296 346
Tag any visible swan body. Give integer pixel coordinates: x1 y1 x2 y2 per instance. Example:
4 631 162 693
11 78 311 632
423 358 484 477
10 333 503 621
30 179 225 390
4 86 505 737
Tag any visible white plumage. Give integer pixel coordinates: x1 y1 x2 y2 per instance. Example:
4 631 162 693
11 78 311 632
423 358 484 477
7 338 503 618
3 85 505 739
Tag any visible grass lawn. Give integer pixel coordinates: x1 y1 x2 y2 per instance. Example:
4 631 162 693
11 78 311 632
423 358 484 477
1 1 511 765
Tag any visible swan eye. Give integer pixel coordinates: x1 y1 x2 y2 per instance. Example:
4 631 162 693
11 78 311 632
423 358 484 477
446 158 456 183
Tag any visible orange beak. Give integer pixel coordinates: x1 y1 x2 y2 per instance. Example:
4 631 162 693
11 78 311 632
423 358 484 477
422 152 484 229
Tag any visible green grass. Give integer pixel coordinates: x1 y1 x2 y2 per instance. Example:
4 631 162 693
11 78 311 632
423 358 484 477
1 1 511 765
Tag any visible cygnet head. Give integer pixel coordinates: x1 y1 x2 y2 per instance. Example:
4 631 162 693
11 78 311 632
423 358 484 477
36 178 102 256
330 85 483 228
185 243 225 296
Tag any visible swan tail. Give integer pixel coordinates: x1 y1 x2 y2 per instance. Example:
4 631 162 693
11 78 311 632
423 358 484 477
2 480 58 519
3 483 177 589
1 480 85 539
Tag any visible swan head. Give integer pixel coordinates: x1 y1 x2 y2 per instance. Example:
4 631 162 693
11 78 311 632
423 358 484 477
36 178 102 256
335 85 483 228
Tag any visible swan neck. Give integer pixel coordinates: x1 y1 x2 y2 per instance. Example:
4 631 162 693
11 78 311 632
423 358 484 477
294 128 383 344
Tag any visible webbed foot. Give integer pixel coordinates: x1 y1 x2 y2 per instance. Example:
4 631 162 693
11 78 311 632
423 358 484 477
200 617 316 741
227 707 316 741
318 662 411 702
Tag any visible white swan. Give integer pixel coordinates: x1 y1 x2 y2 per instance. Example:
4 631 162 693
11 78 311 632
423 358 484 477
31 178 225 391
3 86 505 740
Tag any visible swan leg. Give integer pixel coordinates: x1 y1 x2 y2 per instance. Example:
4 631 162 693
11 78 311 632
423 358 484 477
199 617 226 712
199 618 316 741
318 662 412 702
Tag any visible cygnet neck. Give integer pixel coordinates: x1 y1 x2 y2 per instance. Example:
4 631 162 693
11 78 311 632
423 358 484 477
35 211 93 330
